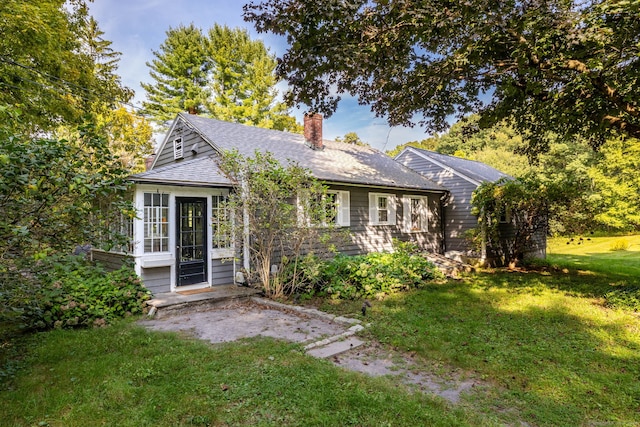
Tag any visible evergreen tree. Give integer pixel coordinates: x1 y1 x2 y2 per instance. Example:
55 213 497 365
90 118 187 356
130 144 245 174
141 24 211 125
82 17 134 116
141 24 301 132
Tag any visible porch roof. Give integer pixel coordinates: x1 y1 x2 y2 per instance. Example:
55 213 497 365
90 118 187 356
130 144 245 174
130 155 232 187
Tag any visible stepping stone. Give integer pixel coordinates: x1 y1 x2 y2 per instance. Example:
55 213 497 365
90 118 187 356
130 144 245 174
306 337 365 359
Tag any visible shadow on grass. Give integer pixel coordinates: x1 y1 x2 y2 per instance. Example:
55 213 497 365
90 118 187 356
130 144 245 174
369 275 640 426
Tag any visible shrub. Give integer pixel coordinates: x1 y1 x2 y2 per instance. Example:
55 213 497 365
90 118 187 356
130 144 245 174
609 238 630 251
3 255 151 332
312 241 444 300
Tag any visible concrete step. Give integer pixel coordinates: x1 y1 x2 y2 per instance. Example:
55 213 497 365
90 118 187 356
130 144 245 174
306 337 365 358
147 285 262 318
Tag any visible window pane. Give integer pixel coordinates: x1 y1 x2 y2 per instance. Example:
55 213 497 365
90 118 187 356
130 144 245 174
144 192 170 253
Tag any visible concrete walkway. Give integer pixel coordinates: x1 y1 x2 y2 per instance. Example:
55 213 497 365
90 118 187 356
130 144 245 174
139 296 479 403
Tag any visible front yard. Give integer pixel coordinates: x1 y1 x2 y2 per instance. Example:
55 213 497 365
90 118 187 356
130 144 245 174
1 237 639 426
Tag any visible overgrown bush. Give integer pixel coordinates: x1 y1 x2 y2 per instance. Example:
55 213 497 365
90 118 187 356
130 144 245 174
604 286 640 312
2 255 150 332
296 241 444 300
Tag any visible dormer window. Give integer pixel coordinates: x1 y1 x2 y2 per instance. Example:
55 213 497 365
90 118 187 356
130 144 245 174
173 137 183 159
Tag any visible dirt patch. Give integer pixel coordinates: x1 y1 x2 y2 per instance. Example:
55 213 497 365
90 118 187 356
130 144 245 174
333 342 478 404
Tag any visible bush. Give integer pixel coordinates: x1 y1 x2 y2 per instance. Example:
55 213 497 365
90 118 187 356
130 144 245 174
2 255 151 332
304 241 444 300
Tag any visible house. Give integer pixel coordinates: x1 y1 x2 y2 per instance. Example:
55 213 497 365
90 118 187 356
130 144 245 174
93 113 449 294
394 146 546 263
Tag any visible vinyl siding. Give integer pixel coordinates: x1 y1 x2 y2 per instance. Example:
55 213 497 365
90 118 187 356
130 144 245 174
141 266 171 294
154 123 216 169
91 250 132 271
331 185 442 255
211 258 235 285
396 151 478 257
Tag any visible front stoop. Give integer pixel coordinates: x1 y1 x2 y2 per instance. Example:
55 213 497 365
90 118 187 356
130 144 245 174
147 285 262 318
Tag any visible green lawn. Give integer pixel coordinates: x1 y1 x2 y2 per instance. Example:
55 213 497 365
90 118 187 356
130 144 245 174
547 234 640 280
2 237 639 426
0 324 478 426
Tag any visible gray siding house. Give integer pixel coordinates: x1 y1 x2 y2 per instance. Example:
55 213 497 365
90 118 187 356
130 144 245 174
94 114 448 295
395 146 546 263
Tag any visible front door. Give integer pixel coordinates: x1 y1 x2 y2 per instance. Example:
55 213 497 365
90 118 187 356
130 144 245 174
176 198 207 287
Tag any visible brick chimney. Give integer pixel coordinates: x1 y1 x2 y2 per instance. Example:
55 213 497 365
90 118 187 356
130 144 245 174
145 153 156 170
304 113 323 150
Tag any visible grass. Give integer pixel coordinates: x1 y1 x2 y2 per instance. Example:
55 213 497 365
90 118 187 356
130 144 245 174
546 234 640 280
0 322 477 426
2 235 639 426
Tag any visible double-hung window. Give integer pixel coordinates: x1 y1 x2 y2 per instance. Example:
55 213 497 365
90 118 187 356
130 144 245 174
143 193 169 253
402 196 429 232
369 193 397 225
300 190 350 227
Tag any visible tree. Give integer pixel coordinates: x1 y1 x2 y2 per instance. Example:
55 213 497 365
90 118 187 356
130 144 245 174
217 150 332 298
0 0 132 133
95 107 154 173
141 24 301 132
471 176 556 267
0 110 133 263
207 25 300 132
141 24 211 124
245 0 640 153
335 132 367 146
587 137 640 231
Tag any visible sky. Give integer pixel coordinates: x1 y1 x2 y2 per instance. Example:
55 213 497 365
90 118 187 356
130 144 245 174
89 0 434 151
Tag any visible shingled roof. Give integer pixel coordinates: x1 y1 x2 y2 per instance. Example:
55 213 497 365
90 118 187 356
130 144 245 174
399 147 510 185
131 155 232 187
137 113 446 192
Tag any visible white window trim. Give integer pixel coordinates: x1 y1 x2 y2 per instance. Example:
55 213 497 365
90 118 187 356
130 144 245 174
369 192 397 226
402 195 429 233
143 192 171 254
173 137 183 159
211 193 234 258
297 190 350 228
331 190 350 227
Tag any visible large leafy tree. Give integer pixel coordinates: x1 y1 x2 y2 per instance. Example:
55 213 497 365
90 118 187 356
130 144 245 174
0 0 132 133
245 0 640 153
141 24 301 132
95 107 154 173
0 109 133 262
